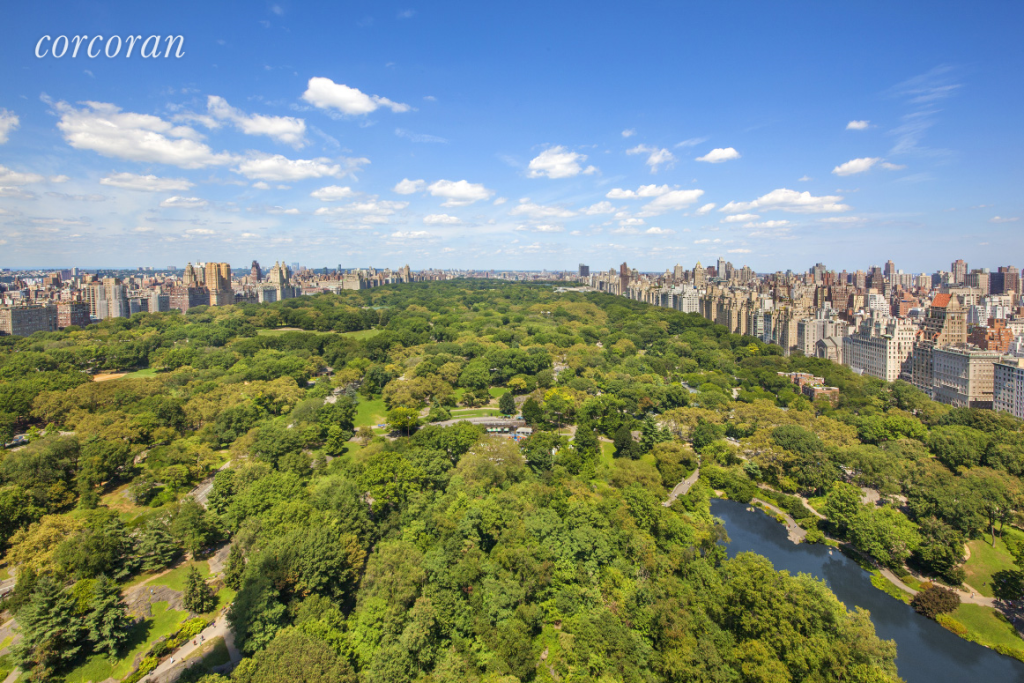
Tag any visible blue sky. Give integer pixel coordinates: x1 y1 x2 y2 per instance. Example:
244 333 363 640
0 1 1022 273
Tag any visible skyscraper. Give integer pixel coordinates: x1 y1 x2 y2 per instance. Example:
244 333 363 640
951 259 968 285
251 260 262 282
579 264 590 278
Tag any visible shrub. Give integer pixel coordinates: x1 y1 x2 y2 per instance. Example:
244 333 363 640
911 585 960 619
935 614 967 636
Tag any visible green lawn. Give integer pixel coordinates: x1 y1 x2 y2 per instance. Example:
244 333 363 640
354 398 388 429
119 367 159 379
149 560 210 592
600 441 616 468
65 601 187 682
964 536 1016 598
953 603 1024 655
488 387 508 398
449 408 501 418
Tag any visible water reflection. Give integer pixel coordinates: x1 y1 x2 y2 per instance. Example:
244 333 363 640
711 499 1024 683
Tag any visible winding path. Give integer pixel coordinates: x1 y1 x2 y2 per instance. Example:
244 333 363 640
663 469 700 507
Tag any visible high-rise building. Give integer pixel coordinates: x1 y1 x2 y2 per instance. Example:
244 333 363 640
579 264 590 278
693 261 706 289
993 358 1024 419
0 304 58 336
931 346 1005 409
204 262 233 306
884 260 896 280
57 302 90 329
619 262 629 294
251 260 262 282
951 259 968 285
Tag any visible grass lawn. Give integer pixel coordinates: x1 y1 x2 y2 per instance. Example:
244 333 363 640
449 408 501 418
340 328 380 339
488 387 508 398
600 441 615 468
149 560 211 593
953 603 1024 654
185 635 230 670
964 536 1016 598
354 398 388 429
65 601 187 683
119 367 159 379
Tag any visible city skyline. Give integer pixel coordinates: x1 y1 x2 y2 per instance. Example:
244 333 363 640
1 1 1023 270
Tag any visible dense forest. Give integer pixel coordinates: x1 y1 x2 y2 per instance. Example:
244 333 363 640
0 280 1022 682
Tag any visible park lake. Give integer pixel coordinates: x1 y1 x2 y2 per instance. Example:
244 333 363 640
712 498 1024 682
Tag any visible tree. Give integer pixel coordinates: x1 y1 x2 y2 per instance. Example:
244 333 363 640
690 419 723 454
573 421 599 457
232 627 355 683
613 424 638 460
183 565 217 614
849 506 921 568
14 574 85 680
911 585 960 619
86 575 132 658
498 391 516 416
172 498 217 558
387 407 420 436
224 544 246 590
824 482 864 537
915 517 967 584
927 426 988 471
136 518 180 572
521 398 544 426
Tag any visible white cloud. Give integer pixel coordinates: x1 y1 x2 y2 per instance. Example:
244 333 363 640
832 157 881 176
743 220 790 228
627 144 675 172
0 109 19 144
252 181 270 190
695 203 716 215
990 216 1020 224
393 178 425 194
315 199 408 218
54 100 234 169
621 128 636 138
694 238 715 244
696 147 740 163
395 128 447 143
639 189 705 216
160 196 208 208
509 201 578 220
311 185 355 201
0 187 36 199
645 227 673 235
235 154 364 181
728 248 752 253
675 136 709 148
0 166 45 185
133 226 154 232
493 197 508 206
427 179 493 206
880 162 907 170
50 175 69 183
100 173 194 192
720 188 850 214
846 120 870 130
534 224 563 233
206 95 306 147
424 213 460 224
301 77 410 115
186 228 215 235
583 201 616 215
798 175 812 182
606 184 672 199
818 216 863 223
527 146 597 179
391 230 431 239
722 213 759 223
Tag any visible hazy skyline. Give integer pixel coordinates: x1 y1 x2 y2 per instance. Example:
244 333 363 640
1 1 1022 271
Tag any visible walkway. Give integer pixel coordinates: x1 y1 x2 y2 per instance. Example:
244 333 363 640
663 469 700 507
144 612 241 683
750 498 808 543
